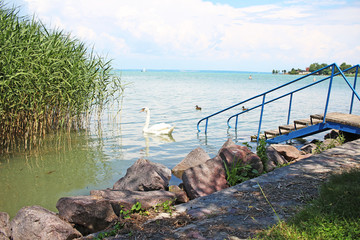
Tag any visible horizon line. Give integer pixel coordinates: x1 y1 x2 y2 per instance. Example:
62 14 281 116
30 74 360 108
114 68 271 74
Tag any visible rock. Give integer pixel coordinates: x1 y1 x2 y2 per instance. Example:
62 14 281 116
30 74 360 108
113 158 171 191
172 147 210 179
264 160 277 172
56 196 117 235
182 156 229 200
219 145 264 174
266 146 287 171
324 129 340 139
296 153 313 161
300 143 317 154
0 212 10 240
217 138 238 153
271 144 301 161
90 189 177 215
168 185 190 204
10 206 81 240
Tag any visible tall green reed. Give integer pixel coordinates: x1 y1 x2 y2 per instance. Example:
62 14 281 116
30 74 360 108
0 2 124 152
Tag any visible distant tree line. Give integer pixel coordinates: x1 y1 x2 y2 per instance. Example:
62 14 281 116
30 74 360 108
272 62 357 75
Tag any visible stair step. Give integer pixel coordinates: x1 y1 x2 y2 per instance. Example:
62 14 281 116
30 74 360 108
278 124 295 132
250 134 264 142
310 114 323 120
264 129 280 138
293 119 310 126
294 118 322 127
252 114 337 142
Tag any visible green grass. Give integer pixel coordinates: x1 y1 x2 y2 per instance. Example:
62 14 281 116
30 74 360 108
0 2 123 152
254 168 360 239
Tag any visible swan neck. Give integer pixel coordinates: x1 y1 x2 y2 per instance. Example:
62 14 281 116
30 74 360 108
144 109 150 130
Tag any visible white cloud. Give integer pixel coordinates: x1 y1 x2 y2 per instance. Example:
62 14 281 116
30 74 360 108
18 0 360 71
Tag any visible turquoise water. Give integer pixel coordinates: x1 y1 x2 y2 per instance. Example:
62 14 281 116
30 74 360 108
0 71 359 217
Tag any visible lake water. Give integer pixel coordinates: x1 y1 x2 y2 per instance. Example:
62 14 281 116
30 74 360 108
1 70 359 217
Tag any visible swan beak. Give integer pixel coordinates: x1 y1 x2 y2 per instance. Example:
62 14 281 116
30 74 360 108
140 108 145 112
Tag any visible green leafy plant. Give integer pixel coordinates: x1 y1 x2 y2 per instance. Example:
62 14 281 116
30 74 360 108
94 222 123 240
313 133 345 154
242 142 253 150
224 159 259 186
119 202 149 219
154 200 175 215
256 138 269 168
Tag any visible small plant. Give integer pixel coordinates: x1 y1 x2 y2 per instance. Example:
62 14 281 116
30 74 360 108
242 142 253 150
119 202 149 219
313 133 345 154
224 159 259 186
94 222 123 240
256 138 269 168
154 200 175 215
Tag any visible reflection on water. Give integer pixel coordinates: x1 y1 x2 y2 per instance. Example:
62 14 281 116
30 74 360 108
0 130 124 217
143 133 176 157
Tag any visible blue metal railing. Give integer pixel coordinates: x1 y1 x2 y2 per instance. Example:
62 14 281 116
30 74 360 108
197 63 360 142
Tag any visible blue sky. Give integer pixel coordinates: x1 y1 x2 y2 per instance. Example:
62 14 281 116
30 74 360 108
5 0 360 72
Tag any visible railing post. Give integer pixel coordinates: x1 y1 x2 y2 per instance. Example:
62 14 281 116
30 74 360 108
235 115 238 130
287 93 293 125
205 118 208 134
350 65 358 114
257 94 266 143
323 64 335 122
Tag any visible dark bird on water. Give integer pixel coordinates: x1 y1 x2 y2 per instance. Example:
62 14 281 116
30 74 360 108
196 105 202 110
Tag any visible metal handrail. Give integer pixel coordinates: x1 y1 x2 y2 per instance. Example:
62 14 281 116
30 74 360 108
197 63 360 141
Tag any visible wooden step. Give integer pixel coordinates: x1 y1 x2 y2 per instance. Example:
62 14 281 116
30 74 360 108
264 129 280 138
278 124 295 134
251 134 264 142
294 118 322 127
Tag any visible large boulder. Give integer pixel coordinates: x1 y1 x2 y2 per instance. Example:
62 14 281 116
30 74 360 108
271 144 301 161
168 185 190 204
182 156 229 200
10 206 81 240
56 196 117 235
265 146 288 171
219 138 238 150
219 145 264 174
300 143 317 154
0 212 10 240
90 189 177 215
113 159 171 191
172 147 210 179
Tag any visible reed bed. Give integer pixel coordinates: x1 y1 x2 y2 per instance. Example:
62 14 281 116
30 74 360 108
0 2 124 152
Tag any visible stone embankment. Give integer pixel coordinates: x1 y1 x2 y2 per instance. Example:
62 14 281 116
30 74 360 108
0 131 359 239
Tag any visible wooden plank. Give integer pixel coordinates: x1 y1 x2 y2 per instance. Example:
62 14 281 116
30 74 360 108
325 112 360 128
264 129 280 138
250 134 264 142
278 124 295 131
311 112 360 128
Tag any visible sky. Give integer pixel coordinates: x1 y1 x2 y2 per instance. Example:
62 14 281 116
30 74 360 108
5 0 360 72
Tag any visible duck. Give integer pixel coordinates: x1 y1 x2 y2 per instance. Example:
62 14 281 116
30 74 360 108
195 105 202 110
140 107 175 135
242 106 248 111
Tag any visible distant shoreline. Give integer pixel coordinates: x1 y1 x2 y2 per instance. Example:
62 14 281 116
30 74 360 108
115 69 271 74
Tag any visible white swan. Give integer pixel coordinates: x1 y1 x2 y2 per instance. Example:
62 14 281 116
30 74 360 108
140 107 175 135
